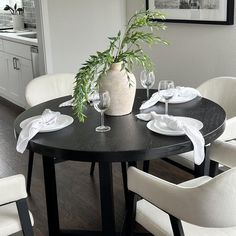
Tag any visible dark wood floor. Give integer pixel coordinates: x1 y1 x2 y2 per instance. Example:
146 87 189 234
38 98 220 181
0 97 193 236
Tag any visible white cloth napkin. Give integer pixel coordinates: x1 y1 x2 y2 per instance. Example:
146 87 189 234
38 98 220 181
176 86 201 98
136 112 205 165
16 109 61 154
139 87 201 110
59 99 74 107
140 92 162 110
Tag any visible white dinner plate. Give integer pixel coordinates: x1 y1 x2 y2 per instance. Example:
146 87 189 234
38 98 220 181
147 117 203 136
20 114 74 133
159 88 199 104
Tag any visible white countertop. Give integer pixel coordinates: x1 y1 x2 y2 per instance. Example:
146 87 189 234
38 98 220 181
0 30 38 46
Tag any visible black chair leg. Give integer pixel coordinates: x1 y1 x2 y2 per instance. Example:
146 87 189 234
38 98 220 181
26 150 34 194
169 214 184 236
90 162 96 176
16 199 34 236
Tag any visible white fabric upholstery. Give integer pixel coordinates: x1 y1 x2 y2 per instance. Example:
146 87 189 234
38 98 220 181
218 117 236 142
197 76 236 119
128 167 236 228
0 175 33 235
25 73 75 107
210 140 236 168
168 76 236 169
0 203 34 235
167 131 236 171
136 200 236 236
178 175 211 187
0 174 27 205
168 151 195 170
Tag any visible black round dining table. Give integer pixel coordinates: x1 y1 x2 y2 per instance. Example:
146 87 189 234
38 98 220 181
14 89 226 236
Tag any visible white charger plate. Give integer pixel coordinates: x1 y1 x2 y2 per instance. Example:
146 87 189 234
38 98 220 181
159 88 199 104
147 117 203 136
20 115 74 133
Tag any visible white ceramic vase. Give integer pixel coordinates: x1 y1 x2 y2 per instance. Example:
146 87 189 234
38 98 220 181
99 62 136 116
12 15 24 31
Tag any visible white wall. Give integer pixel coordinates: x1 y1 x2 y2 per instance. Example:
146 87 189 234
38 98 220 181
38 0 126 74
127 0 236 88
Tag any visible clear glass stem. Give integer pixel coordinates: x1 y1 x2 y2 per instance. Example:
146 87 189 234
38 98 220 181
146 86 150 99
165 101 168 115
100 111 105 127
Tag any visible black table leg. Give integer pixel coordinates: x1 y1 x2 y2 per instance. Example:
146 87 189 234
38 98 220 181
143 160 150 173
26 149 34 194
194 144 211 177
99 162 116 236
209 160 219 177
121 162 129 209
42 156 60 236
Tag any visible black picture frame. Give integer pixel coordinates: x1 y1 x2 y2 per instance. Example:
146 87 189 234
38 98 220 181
146 0 234 25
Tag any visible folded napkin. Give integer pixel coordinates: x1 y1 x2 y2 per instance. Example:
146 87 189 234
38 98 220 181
140 87 201 110
136 112 205 165
16 109 61 153
176 86 201 98
59 99 74 107
140 92 161 110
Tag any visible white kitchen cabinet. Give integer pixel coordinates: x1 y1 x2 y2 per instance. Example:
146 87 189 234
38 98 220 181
6 53 33 107
0 51 8 97
0 39 36 108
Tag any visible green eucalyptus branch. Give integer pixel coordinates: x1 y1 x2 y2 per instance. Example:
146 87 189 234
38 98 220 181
73 10 168 122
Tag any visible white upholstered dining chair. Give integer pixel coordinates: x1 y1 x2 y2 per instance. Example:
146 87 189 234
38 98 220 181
25 73 75 193
165 76 236 176
0 174 34 235
124 166 236 236
25 73 75 107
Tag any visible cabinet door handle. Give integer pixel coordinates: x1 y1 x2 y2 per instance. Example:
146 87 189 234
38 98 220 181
15 58 20 70
13 57 17 69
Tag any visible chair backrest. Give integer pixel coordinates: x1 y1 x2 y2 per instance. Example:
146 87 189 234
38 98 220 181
0 174 33 235
197 76 236 119
25 73 75 107
187 167 236 227
128 166 236 228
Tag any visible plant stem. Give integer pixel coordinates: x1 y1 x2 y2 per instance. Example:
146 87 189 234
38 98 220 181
116 12 138 58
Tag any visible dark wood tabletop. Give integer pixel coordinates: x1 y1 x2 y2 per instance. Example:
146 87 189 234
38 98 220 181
14 89 226 163
14 89 226 236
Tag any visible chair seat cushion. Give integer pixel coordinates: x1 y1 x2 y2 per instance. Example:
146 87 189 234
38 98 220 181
168 151 226 171
0 202 34 235
168 151 195 170
136 199 236 236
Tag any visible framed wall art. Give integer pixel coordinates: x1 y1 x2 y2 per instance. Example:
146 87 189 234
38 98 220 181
146 0 234 25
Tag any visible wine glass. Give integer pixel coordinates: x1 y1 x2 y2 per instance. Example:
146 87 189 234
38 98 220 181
93 90 111 132
140 70 155 100
158 80 175 115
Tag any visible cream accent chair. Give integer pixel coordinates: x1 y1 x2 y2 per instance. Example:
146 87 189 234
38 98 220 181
125 166 236 236
166 76 236 176
25 73 75 107
0 174 34 235
210 140 236 169
25 73 75 193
